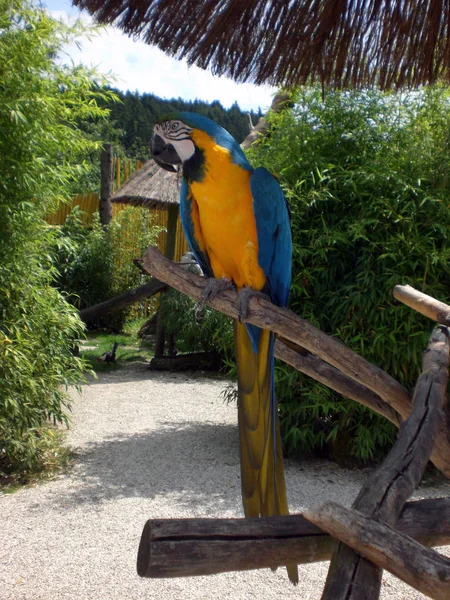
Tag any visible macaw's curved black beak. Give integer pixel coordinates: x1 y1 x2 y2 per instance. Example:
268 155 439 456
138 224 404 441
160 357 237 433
151 134 181 172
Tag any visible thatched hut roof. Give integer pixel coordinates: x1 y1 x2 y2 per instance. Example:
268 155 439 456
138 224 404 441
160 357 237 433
73 0 450 90
111 159 180 208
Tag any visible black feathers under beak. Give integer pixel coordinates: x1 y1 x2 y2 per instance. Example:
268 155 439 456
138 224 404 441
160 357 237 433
151 134 181 172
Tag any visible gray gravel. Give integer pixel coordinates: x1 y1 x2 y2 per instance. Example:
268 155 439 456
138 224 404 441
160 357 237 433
1 363 449 599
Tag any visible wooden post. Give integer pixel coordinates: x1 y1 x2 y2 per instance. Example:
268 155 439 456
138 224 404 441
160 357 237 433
305 503 450 600
115 156 121 190
154 204 180 358
100 143 113 226
320 325 450 600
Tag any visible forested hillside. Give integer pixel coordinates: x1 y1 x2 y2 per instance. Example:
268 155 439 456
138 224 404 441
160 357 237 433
104 89 263 158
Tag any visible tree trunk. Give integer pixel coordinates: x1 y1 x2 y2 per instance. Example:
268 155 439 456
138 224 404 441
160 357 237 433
99 143 113 226
154 204 179 357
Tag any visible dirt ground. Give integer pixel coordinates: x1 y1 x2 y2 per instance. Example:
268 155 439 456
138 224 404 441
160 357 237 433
1 363 449 599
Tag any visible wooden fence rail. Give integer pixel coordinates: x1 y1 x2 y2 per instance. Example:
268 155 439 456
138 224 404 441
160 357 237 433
137 499 450 579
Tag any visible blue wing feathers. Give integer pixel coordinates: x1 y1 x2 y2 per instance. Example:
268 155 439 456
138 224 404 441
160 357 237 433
249 169 291 494
250 167 292 308
245 168 292 354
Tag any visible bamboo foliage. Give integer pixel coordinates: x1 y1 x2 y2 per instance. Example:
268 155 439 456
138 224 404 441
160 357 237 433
45 158 189 262
45 191 99 225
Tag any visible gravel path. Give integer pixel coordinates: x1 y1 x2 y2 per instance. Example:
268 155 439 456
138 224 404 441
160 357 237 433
1 363 449 599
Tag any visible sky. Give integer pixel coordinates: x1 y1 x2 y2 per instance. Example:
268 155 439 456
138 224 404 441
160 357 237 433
40 0 275 112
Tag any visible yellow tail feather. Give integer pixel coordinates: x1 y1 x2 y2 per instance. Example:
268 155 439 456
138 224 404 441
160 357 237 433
234 321 298 585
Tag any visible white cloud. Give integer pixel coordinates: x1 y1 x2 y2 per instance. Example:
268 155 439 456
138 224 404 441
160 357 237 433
49 4 274 112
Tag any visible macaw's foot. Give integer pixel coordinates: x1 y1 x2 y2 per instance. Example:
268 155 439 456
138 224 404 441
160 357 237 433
195 277 235 320
237 286 271 322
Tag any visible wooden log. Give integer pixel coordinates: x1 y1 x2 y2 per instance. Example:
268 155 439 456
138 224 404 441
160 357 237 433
394 284 450 325
275 341 400 425
305 502 450 600
142 247 450 477
78 278 167 323
99 143 113 226
148 352 221 371
321 325 450 600
136 498 450 579
240 91 293 150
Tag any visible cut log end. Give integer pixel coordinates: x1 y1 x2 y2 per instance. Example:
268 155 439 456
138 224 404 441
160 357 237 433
137 520 152 578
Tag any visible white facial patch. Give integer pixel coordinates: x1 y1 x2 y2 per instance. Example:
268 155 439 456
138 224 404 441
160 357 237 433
154 121 195 162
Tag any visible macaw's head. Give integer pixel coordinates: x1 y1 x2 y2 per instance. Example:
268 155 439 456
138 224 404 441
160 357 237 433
151 112 249 176
151 114 195 172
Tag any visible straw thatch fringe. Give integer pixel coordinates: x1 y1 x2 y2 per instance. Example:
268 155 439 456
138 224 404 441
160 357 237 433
73 0 450 89
111 159 180 208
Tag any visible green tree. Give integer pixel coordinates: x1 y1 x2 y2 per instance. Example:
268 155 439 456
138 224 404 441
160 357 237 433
245 87 450 463
0 0 114 474
105 88 261 158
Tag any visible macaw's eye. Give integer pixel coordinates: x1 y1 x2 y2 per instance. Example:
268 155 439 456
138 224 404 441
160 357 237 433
172 123 178 129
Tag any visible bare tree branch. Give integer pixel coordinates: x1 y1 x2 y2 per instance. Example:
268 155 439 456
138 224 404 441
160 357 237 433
136 499 450 579
394 285 450 325
321 325 450 599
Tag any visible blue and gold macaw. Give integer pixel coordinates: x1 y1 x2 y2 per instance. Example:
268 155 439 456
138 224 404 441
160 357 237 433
151 113 296 583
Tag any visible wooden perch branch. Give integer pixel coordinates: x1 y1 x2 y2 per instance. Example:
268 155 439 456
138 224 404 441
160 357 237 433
136 254 450 598
304 502 450 600
275 340 399 425
394 285 450 325
143 247 408 413
136 498 450 579
142 247 450 477
321 325 450 599
78 278 166 323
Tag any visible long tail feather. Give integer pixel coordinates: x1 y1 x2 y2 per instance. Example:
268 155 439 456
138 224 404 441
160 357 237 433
234 321 298 584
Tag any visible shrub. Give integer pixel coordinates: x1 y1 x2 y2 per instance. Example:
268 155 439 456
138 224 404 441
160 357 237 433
0 0 113 475
52 206 161 331
245 87 450 463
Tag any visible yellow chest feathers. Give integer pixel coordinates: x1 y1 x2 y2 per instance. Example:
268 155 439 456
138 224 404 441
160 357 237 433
188 130 266 290
189 130 249 205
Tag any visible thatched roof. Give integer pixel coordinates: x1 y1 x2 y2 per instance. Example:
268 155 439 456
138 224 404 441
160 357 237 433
111 159 180 208
73 0 450 89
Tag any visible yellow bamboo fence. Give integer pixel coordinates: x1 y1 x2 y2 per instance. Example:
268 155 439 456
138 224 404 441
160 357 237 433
45 191 99 225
